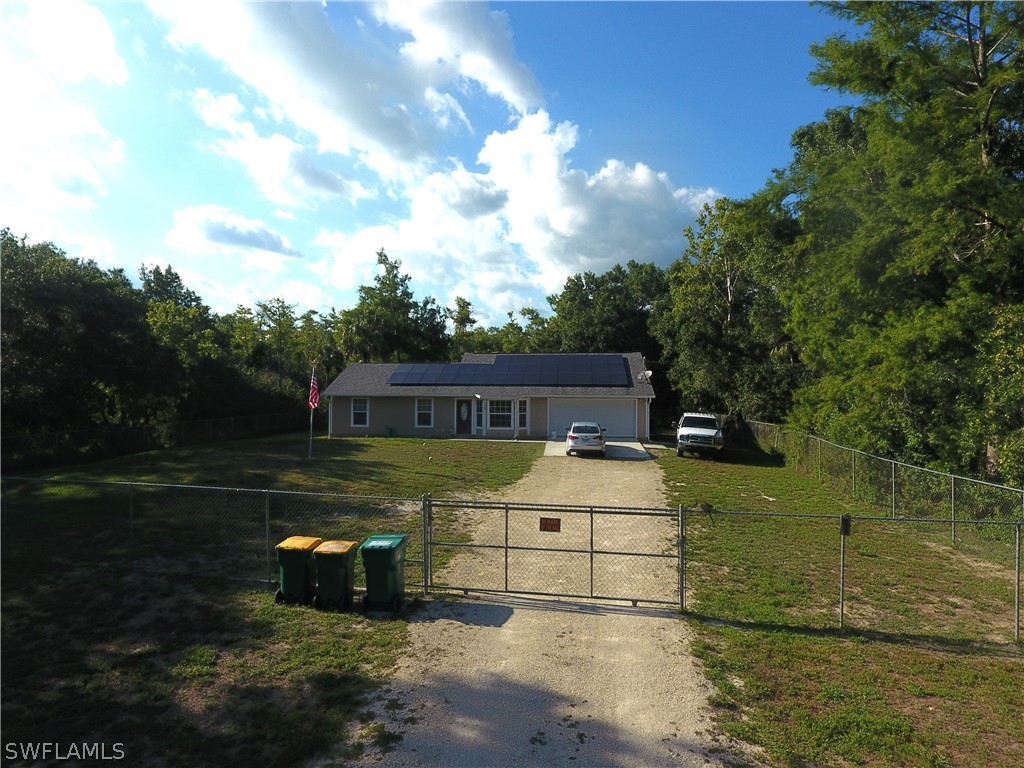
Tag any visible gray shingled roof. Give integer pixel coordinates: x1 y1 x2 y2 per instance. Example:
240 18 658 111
323 352 655 399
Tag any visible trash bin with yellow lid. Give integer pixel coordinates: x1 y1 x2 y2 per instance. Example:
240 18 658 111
275 535 322 605
359 534 408 612
312 540 359 612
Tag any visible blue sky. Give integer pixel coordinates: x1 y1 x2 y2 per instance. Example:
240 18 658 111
2 1 856 327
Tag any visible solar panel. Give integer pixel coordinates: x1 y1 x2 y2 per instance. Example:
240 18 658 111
387 355 631 387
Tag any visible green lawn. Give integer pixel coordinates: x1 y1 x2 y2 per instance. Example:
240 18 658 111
40 432 541 496
659 445 1023 768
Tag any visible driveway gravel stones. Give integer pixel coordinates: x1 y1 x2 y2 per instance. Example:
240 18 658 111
342 443 731 767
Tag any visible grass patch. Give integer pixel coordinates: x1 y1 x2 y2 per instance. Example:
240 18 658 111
1 434 542 766
661 446 1023 768
36 432 543 497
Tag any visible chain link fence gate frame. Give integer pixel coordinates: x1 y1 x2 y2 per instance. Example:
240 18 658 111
421 497 684 608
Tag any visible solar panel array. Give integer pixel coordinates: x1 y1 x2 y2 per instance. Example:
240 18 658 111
387 354 631 387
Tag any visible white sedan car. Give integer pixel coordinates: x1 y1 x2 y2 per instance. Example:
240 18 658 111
565 421 607 457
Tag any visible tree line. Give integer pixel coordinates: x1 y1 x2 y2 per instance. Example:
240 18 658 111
2 3 1021 484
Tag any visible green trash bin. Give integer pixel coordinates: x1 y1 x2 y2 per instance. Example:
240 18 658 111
275 536 322 605
313 540 358 612
359 534 408 612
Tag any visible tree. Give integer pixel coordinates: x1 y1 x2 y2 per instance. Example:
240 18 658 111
545 261 666 357
140 264 205 310
974 305 1024 485
140 265 221 374
780 2 1024 474
334 250 449 363
256 298 299 393
145 301 221 371
219 305 265 368
0 229 175 435
651 198 802 420
296 309 341 384
447 296 478 359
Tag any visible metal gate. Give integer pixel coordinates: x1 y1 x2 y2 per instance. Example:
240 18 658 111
424 498 683 608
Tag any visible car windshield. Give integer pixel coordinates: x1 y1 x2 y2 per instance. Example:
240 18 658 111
572 424 601 434
682 417 719 430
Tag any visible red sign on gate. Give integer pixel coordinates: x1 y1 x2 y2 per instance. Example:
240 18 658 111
539 517 561 532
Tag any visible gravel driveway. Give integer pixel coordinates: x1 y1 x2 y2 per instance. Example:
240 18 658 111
342 442 729 767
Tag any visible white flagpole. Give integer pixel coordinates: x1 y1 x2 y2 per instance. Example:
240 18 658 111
308 363 316 459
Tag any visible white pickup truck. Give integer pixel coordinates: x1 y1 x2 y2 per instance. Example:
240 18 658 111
676 412 724 456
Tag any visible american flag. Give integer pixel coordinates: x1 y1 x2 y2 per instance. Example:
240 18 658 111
308 369 320 410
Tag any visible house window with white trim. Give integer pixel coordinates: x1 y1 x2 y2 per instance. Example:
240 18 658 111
415 398 433 428
488 399 513 429
351 398 368 427
518 399 528 429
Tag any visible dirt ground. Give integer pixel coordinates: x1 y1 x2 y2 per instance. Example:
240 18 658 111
340 442 731 767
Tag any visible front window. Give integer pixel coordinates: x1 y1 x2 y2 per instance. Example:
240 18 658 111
351 398 368 427
488 399 513 429
415 398 433 428
681 416 719 430
518 399 528 429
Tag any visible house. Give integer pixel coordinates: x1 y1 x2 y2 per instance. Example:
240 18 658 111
323 352 654 440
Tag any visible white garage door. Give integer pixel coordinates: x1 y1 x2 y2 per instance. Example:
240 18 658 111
548 398 637 439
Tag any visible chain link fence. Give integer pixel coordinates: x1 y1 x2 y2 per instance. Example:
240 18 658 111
680 507 1021 643
747 420 1024 533
0 477 425 594
2 476 1019 641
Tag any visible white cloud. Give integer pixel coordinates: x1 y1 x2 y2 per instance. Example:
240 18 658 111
0 1 127 229
148 0 544 193
424 86 473 132
313 109 719 326
150 0 432 181
2 0 721 329
162 205 327 314
372 0 543 115
476 111 718 291
166 204 302 273
190 88 374 209
13 0 128 85
311 227 408 297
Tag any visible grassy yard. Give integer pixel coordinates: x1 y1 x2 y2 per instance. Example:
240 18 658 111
658 445 1023 768
1 434 542 767
39 432 541 496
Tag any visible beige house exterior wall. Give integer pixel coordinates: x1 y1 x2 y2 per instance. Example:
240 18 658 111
329 395 646 440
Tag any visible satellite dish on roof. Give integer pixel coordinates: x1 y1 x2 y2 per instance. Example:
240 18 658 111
636 370 653 382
